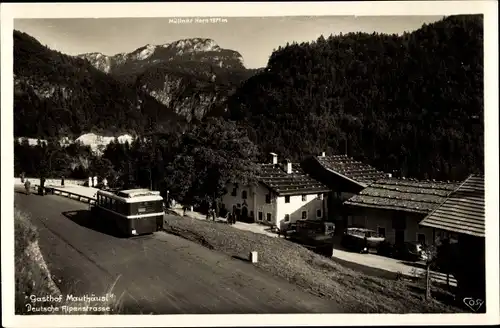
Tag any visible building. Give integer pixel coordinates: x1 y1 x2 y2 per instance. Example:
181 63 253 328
301 152 388 234
219 153 330 229
419 174 485 299
343 178 460 245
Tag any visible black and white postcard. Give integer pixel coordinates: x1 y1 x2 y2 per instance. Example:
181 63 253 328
1 2 498 327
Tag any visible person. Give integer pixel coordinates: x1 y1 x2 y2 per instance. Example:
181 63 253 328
24 179 31 195
20 172 25 183
61 176 65 187
39 176 46 196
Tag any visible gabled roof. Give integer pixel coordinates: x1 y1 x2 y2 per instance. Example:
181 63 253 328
315 154 388 187
344 178 460 214
258 163 330 196
419 174 485 237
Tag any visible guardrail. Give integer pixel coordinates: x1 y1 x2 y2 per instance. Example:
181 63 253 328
15 177 86 186
48 187 97 205
25 183 97 205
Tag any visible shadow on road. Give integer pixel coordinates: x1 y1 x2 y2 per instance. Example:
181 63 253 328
62 210 125 239
15 190 37 196
231 255 250 262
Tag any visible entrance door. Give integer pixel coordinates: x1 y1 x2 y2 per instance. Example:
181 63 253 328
395 229 405 245
241 206 248 221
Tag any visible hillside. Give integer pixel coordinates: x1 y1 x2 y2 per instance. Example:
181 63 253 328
226 15 484 181
79 38 260 121
14 30 185 138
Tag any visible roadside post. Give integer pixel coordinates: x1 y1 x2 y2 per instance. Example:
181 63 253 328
249 251 258 263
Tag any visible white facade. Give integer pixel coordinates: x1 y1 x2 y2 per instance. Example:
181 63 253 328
220 182 328 230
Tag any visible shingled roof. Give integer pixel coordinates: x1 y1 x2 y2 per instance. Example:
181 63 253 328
315 154 388 187
258 163 330 196
344 178 460 214
419 174 485 237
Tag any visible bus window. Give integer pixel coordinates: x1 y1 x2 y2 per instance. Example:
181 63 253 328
137 201 157 214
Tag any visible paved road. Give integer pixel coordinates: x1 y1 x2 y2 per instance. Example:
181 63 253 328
14 188 341 314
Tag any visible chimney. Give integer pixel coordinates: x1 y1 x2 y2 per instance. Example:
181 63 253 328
285 159 292 174
321 151 326 157
269 152 278 165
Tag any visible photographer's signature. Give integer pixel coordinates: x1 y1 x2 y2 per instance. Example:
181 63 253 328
463 297 484 312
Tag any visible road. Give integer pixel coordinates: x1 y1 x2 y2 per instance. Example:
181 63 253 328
14 188 341 314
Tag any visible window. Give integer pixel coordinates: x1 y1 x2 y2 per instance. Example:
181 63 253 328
318 193 324 200
242 190 247 199
301 211 308 220
231 187 237 197
316 209 322 218
258 212 263 221
265 194 271 204
284 214 290 222
285 195 290 203
417 233 426 245
378 227 386 238
302 194 307 201
266 213 272 222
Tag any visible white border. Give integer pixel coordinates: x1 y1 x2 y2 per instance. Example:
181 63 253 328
1 1 498 327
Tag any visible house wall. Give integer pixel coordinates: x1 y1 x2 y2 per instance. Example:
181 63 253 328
347 207 434 245
220 182 328 229
275 193 328 230
220 183 255 214
220 183 276 223
253 183 277 225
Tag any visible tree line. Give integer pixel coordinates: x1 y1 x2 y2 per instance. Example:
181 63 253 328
14 118 260 212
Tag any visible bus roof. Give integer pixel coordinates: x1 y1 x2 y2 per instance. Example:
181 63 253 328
96 189 163 203
116 189 161 198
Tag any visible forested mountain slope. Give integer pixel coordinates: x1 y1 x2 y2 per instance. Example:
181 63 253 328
14 30 185 138
227 15 484 181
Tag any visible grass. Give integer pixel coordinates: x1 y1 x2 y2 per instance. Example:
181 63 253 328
163 214 463 313
14 207 123 315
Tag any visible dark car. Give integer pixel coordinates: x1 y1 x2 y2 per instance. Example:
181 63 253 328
285 220 335 256
341 227 385 253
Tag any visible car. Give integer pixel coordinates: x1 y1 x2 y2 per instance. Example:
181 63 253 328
341 227 385 253
285 220 335 252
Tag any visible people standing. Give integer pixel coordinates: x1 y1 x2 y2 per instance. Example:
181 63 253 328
40 176 46 196
24 179 31 195
61 175 65 187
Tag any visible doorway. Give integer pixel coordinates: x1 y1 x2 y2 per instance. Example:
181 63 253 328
395 229 405 245
241 206 249 221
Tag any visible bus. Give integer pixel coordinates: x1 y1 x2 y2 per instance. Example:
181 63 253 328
91 188 165 237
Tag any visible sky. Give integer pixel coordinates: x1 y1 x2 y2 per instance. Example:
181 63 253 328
14 16 443 69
